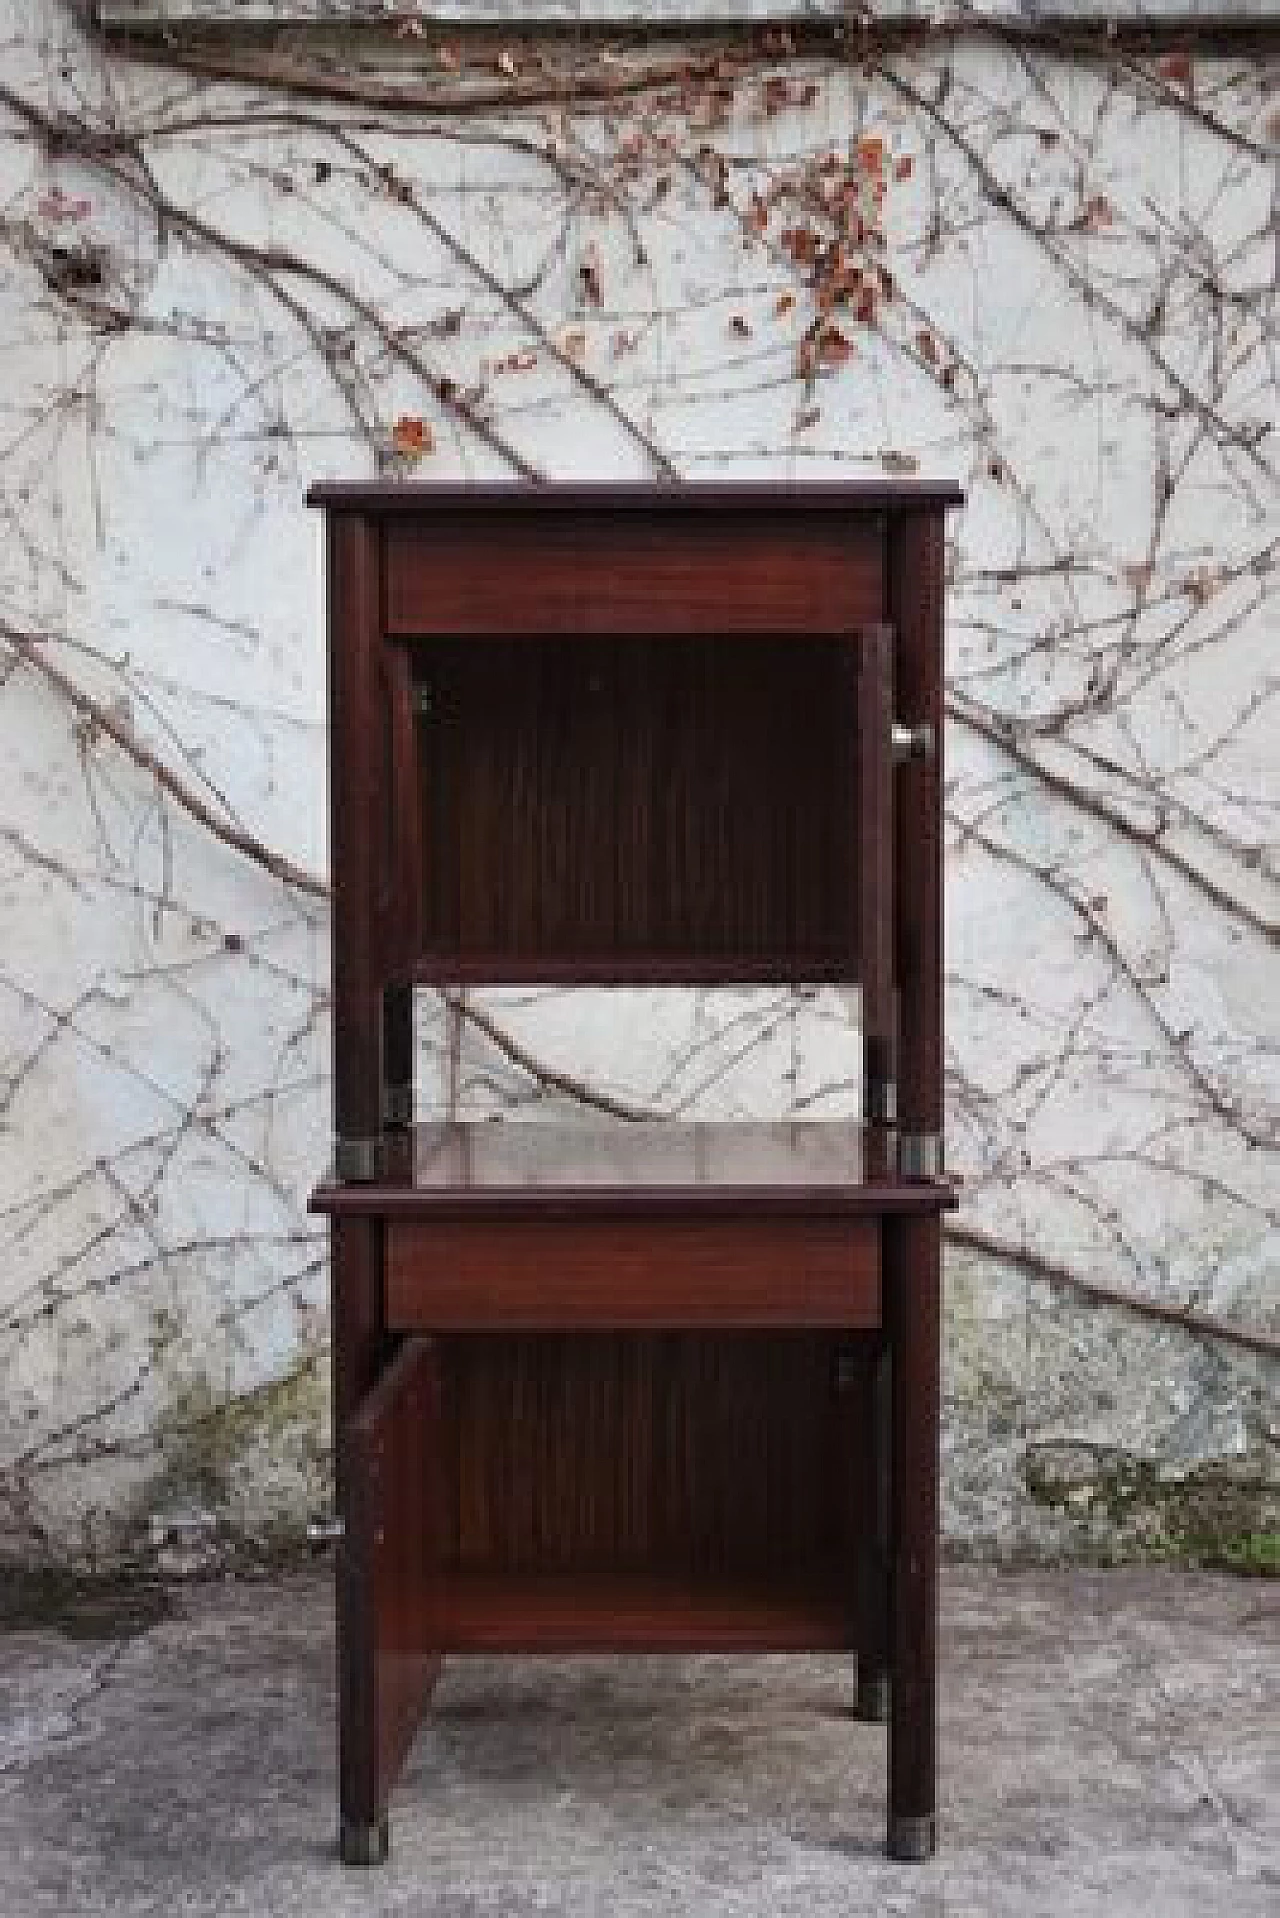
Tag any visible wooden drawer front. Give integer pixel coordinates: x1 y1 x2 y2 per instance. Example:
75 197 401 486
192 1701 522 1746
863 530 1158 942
385 1218 880 1331
383 511 884 636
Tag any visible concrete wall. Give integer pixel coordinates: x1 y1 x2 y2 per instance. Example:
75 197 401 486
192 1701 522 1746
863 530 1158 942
1 1 1276 1571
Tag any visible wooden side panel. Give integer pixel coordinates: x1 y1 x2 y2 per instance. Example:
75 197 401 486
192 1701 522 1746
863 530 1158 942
431 1333 862 1584
888 512 945 1152
340 1335 442 1827
412 634 859 980
858 625 897 1180
385 509 883 636
385 1218 879 1330
327 515 385 1149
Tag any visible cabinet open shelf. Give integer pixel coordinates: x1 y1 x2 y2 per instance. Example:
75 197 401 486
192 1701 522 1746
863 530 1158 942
398 1570 851 1654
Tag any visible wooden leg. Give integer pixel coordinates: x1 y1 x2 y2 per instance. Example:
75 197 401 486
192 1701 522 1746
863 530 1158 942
333 1224 440 1865
382 984 413 1133
885 1215 940 1861
853 1336 890 1722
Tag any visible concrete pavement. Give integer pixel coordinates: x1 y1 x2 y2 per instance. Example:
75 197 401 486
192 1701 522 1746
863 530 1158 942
1 1566 1276 1915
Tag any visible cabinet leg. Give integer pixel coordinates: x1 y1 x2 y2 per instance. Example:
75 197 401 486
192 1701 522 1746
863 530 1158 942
854 1336 891 1723
340 1815 390 1868
856 1662 890 1723
332 1219 386 1863
885 1216 940 1862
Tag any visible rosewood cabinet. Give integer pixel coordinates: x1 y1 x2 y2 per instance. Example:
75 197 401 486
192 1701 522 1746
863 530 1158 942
307 482 960 1867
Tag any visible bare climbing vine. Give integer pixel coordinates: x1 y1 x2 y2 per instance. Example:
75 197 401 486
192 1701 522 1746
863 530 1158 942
0 4 1275 1557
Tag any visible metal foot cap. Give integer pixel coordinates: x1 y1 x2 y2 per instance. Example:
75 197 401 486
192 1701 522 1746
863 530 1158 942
340 1815 389 1867
854 1667 890 1722
888 1813 936 1862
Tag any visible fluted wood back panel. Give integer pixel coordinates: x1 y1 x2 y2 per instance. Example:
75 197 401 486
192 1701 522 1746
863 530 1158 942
436 1334 853 1578
413 634 859 981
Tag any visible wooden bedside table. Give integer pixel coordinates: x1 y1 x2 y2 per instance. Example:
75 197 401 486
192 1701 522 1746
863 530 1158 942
307 482 961 1866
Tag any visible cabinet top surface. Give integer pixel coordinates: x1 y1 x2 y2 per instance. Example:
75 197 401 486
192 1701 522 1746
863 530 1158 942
306 480 964 513
311 1120 955 1218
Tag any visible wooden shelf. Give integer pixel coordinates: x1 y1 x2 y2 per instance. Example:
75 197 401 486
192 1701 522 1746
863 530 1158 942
423 1570 851 1654
311 1120 955 1221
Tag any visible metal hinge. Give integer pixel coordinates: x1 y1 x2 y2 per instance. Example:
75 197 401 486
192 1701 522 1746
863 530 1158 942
334 1134 379 1182
899 1131 943 1180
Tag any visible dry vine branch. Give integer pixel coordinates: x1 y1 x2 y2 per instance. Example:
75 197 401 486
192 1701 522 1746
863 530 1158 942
949 1220 1280 1363
0 76 547 485
1 620 330 899
948 692 1279 948
1 21 1275 1498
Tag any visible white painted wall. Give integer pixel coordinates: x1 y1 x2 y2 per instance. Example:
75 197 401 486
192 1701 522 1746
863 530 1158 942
1 1 1276 1566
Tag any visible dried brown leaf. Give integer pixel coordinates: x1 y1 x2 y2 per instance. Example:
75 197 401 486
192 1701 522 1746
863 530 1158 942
579 244 604 308
391 416 434 461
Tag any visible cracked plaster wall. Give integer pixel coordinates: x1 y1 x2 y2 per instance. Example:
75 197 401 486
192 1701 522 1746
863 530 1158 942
0 2 1276 1571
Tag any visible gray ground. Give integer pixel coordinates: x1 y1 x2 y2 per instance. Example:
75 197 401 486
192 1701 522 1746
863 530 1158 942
1 1566 1276 1916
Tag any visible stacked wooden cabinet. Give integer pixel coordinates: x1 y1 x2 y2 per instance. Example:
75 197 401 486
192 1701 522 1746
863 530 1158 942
308 483 960 1866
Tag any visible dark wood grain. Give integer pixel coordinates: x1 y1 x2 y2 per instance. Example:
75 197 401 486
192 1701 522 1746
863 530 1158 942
385 1217 879 1330
384 511 884 636
315 482 959 1862
341 1334 443 1831
410 634 858 979
330 1219 385 1841
426 1571 849 1652
888 512 945 1154
857 625 897 1181
437 1333 853 1580
311 1120 957 1220
381 642 421 980
328 513 385 1153
307 481 964 512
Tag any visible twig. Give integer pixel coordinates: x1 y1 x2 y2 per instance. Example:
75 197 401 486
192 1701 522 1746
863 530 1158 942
447 994 657 1123
949 692 1279 948
948 1220 1280 1362
1 620 329 899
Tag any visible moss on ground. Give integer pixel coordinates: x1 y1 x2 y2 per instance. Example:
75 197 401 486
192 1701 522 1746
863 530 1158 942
1023 1446 1279 1575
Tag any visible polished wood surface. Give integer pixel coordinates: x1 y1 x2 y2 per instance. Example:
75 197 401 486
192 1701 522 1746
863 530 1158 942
312 482 958 1863
312 1119 956 1219
384 510 883 637
424 1572 850 1652
437 1332 852 1576
385 1217 880 1330
339 1331 441 1835
307 480 964 512
408 634 859 977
